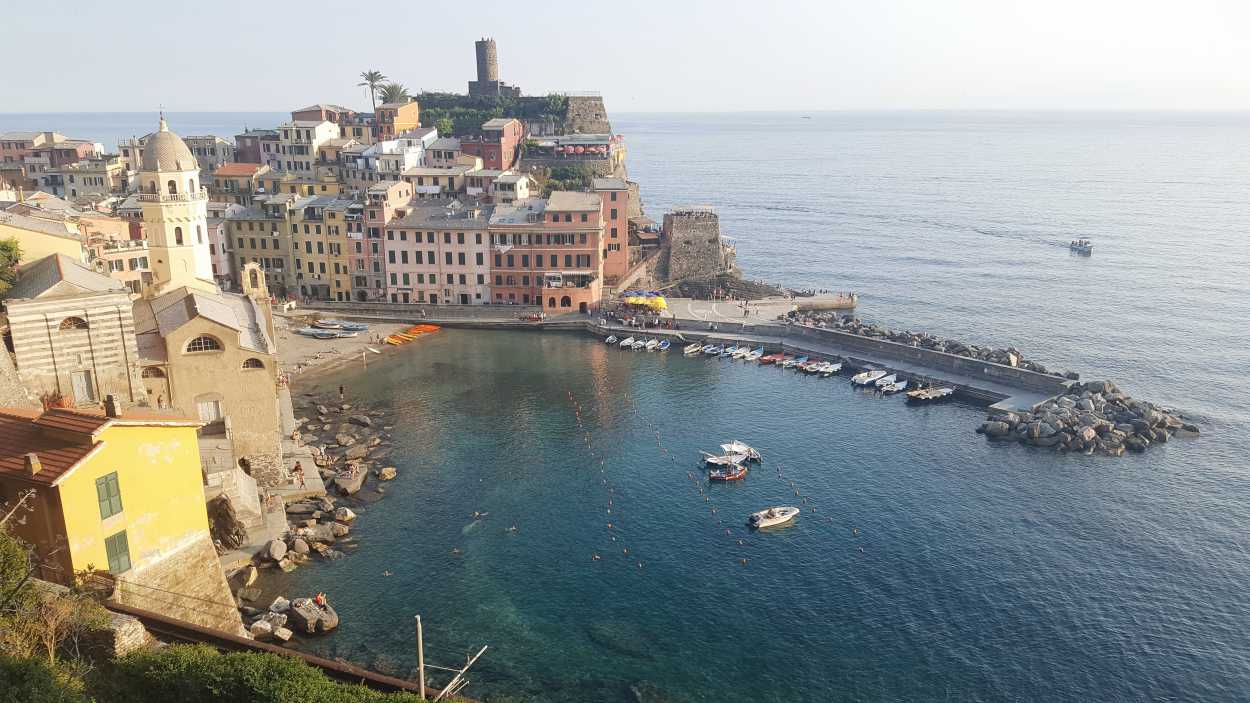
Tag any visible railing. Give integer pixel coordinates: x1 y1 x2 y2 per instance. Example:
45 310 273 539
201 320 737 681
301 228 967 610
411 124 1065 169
137 189 208 203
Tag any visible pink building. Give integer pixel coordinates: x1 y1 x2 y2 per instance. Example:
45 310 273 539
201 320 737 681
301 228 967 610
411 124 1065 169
593 178 631 286
350 181 411 301
461 118 524 171
385 201 492 305
488 192 604 312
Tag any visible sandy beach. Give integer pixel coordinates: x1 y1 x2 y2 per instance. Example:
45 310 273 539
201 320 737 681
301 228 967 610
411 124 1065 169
274 312 409 380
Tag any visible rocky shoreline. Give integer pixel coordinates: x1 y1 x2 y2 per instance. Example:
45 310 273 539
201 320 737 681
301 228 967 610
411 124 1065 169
977 380 1200 455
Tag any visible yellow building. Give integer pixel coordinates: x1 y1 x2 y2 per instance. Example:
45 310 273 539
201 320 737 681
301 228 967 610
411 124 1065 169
0 402 242 632
0 210 84 264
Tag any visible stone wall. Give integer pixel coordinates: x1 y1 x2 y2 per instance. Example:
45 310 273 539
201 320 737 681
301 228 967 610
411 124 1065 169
663 209 737 283
112 531 245 636
564 96 612 134
0 348 35 407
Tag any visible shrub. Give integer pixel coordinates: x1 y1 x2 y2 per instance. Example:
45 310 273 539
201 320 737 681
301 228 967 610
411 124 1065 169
0 655 89 703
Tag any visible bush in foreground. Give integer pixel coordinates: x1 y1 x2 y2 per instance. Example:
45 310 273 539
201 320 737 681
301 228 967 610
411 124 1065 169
0 655 89 703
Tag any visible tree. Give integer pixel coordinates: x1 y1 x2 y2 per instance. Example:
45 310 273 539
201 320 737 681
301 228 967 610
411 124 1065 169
377 83 410 105
0 237 20 297
357 70 386 112
434 117 454 137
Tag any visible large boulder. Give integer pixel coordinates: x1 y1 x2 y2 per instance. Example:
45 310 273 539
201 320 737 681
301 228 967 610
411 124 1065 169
348 414 373 428
249 619 274 640
334 470 366 495
287 599 340 635
335 433 357 447
978 421 1010 437
302 523 336 544
264 539 287 562
290 538 310 555
345 445 370 461
329 522 350 538
269 596 290 613
377 466 398 481
333 507 357 523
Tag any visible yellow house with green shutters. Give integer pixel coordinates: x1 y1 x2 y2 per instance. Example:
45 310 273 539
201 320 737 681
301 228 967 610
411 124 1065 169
0 398 243 633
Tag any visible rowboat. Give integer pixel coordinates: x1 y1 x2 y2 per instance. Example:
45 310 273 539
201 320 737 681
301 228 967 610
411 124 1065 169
619 337 635 348
731 346 751 359
720 441 761 462
819 361 843 377
645 338 660 351
700 344 717 354
631 339 647 350
313 319 343 329
724 345 740 356
798 359 822 373
657 340 671 351
605 335 618 344
906 386 955 404
340 322 369 332
873 373 898 388
332 331 358 339
683 343 703 355
295 327 338 339
745 347 764 361
851 369 888 386
879 379 908 394
704 345 724 355
708 464 748 481
782 355 808 369
747 506 800 529
702 451 746 467
759 353 784 365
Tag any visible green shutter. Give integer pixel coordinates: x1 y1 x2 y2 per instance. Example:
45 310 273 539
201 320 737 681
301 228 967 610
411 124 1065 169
95 472 123 520
105 531 131 574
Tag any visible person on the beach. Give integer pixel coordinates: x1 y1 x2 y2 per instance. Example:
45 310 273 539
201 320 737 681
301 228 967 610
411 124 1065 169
338 384 345 400
293 462 305 488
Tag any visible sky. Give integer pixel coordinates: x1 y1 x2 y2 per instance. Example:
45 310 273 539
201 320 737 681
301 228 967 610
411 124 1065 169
3 0 1248 113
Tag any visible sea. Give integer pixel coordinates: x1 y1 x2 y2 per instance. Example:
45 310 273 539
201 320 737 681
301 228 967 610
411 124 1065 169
5 110 1249 701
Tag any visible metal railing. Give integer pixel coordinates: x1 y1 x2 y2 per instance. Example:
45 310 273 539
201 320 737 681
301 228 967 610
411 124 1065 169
137 189 208 203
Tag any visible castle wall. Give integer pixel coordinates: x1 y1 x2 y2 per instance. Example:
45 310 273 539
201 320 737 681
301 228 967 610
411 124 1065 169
663 210 735 283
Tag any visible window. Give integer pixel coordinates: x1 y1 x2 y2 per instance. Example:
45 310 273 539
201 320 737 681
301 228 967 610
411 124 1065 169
141 366 165 378
105 531 131 574
242 358 264 369
581 213 588 222
197 399 223 422
59 316 88 331
174 227 184 245
96 472 123 519
185 335 222 353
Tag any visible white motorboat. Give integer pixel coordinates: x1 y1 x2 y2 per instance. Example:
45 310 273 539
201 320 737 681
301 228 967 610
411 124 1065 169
645 338 660 351
619 336 635 348
720 441 761 462
732 346 751 359
702 451 747 467
1070 239 1093 255
782 356 808 369
819 362 843 377
605 335 618 344
851 369 888 386
724 345 740 356
745 347 764 361
683 343 703 355
879 380 908 394
748 506 800 529
907 386 956 404
873 373 898 389
631 339 647 350
700 344 717 354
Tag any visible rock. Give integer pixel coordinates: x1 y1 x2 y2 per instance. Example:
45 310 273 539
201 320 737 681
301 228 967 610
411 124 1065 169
330 522 350 538
265 538 288 562
345 445 370 461
291 538 310 555
272 626 293 643
240 606 261 618
377 466 397 481
334 470 366 495
1076 398 1095 412
1174 426 1200 439
288 599 340 634
316 405 329 415
237 586 261 603
233 565 258 588
335 433 357 447
303 523 336 544
1078 427 1097 442
249 619 274 640
348 414 373 428
277 558 298 573
286 502 320 514
269 596 290 613
262 611 288 628
1034 434 1062 447
340 404 352 411
333 507 357 523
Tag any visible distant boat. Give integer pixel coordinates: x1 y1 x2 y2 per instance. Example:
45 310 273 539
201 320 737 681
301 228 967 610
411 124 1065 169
782 356 808 369
645 338 660 351
631 339 647 350
313 319 343 329
800 116 812 119
760 353 784 365
879 380 908 394
708 463 748 481
605 335 618 344
851 369 888 386
657 339 671 351
873 373 898 388
748 506 800 529
745 347 764 361
683 343 703 355
1070 239 1093 255
906 386 955 404
819 362 843 377
333 331 359 339
700 344 717 354
619 336 635 348
340 322 369 332
702 451 746 468
704 344 724 355
724 345 740 356
720 441 761 462
731 346 751 360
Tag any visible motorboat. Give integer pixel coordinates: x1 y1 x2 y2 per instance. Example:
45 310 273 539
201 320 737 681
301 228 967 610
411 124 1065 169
873 373 898 388
619 336 635 348
700 344 717 354
747 506 800 529
798 359 822 373
731 346 751 359
684 343 703 355
851 369 888 386
645 338 660 351
879 379 908 394
724 345 740 356
704 344 725 355
782 356 808 369
720 441 761 462
1070 239 1093 255
631 338 647 350
759 353 784 365
906 386 956 404
605 335 619 344
313 319 343 329
819 362 843 377
708 464 748 481
745 347 764 361
703 451 746 468
658 340 671 351
340 322 369 332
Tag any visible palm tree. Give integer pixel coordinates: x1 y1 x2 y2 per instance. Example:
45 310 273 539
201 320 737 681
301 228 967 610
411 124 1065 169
357 70 386 112
377 83 410 105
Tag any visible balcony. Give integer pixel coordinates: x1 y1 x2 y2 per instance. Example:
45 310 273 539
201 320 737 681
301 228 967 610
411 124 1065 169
137 189 208 203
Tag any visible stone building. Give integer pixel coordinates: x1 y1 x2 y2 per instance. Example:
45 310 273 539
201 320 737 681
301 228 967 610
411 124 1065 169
2 254 144 406
468 38 521 98
663 207 737 283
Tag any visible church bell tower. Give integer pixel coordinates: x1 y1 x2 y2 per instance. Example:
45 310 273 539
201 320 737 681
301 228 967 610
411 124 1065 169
136 116 216 295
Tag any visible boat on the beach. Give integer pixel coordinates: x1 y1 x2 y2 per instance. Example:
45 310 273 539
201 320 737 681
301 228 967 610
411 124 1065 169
1070 239 1093 255
605 335 618 345
851 369 888 386
658 340 671 351
708 463 748 481
645 338 660 351
619 337 635 348
683 343 703 355
906 386 956 404
747 506 800 529
879 379 908 394
745 347 764 361
340 322 369 332
333 331 359 339
313 319 343 329
296 327 339 339
873 373 898 388
720 441 761 462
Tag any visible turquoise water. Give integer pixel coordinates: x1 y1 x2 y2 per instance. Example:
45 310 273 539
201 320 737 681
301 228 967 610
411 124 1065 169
280 329 1248 702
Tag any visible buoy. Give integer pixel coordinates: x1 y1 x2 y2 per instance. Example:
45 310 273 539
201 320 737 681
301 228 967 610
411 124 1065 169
623 548 629 555
741 558 748 566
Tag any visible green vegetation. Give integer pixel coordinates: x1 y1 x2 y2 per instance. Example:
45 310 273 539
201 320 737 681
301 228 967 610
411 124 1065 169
538 164 596 197
357 70 387 112
0 237 20 296
377 83 411 105
417 92 569 137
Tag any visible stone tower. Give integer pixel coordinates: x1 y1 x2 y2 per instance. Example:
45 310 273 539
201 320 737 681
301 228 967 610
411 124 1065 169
475 38 499 82
137 116 215 295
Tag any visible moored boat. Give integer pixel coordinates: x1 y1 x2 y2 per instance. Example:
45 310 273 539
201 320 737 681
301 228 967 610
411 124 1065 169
819 361 843 377
782 355 808 369
759 352 784 365
906 386 956 404
747 506 800 529
645 338 660 351
605 335 618 344
745 347 764 361
703 451 746 468
619 336 635 348
631 339 647 350
700 344 717 354
724 345 740 356
658 339 671 351
851 369 888 386
683 343 703 355
879 379 908 394
731 346 751 359
873 373 898 388
720 441 761 462
708 463 749 481
704 344 724 355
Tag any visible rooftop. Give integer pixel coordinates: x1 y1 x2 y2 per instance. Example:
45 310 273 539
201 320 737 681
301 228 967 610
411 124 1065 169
428 137 461 151
489 198 548 226
0 210 81 239
393 200 492 228
212 163 265 177
593 177 628 191
6 253 123 301
402 165 473 177
293 104 355 114
377 101 417 110
547 191 601 212
482 118 518 130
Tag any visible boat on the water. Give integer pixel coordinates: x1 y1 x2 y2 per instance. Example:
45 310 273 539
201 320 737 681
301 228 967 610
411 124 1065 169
782 355 808 369
879 379 908 394
631 339 647 350
748 506 800 529
313 319 343 329
704 344 724 355
906 386 956 404
683 343 703 355
1070 239 1093 255
819 361 843 377
703 451 747 468
731 346 751 359
873 373 898 388
645 338 660 351
700 344 717 354
720 441 761 462
851 369 888 386
619 336 635 348
708 463 748 481
759 353 784 365
745 347 764 361
724 345 739 356
658 340 671 351
605 335 618 344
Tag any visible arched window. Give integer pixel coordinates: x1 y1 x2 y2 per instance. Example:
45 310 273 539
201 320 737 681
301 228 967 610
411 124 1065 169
560 296 572 308
167 179 177 195
58 316 89 331
249 269 259 289
196 225 203 244
147 180 157 194
174 227 183 245
548 297 556 308
241 358 264 370
141 366 166 378
188 178 195 193
185 335 222 353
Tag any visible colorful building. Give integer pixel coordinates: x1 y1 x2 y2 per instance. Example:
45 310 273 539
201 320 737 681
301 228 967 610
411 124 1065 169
276 120 340 173
461 118 525 170
350 181 411 301
374 100 421 140
209 162 270 206
593 177 631 286
488 192 604 311
386 200 492 305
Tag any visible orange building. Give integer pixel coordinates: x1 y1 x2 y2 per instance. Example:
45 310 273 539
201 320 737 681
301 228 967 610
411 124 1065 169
488 192 603 312
374 101 421 140
592 178 631 286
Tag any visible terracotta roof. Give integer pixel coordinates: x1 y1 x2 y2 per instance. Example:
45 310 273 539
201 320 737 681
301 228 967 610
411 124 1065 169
213 163 264 177
32 407 199 435
0 409 99 486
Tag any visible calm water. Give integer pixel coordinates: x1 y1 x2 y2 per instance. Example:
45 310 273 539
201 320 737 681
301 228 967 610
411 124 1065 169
6 111 1250 700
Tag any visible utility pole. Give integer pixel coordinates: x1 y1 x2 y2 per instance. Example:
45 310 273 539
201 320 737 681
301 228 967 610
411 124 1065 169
415 615 426 700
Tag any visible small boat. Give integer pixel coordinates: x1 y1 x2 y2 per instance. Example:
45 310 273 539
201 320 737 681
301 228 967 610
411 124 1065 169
631 339 647 350
702 451 746 467
731 346 751 359
704 345 724 356
748 506 800 529
819 362 843 377
873 373 898 388
645 338 660 351
906 386 956 404
782 355 808 369
879 380 908 394
708 464 748 481
745 347 764 361
340 322 369 332
619 336 635 348
313 319 343 329
851 369 888 386
683 343 703 355
333 331 358 339
605 335 618 345
1070 239 1093 255
759 353 784 365
700 344 717 354
294 327 322 337
310 330 338 340
658 340 671 351
720 441 761 462
798 360 822 373
724 345 740 356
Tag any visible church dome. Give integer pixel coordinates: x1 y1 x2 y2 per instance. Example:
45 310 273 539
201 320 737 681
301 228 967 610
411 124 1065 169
140 117 198 172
